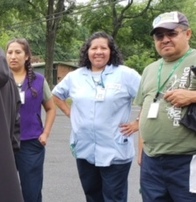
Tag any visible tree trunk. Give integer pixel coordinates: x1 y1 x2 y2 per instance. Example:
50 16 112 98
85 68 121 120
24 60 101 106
44 0 65 89
45 27 56 89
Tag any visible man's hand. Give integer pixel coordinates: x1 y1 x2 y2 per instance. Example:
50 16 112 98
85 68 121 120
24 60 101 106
164 89 196 107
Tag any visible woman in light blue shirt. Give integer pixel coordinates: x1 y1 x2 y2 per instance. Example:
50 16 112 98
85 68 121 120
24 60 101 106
52 31 141 202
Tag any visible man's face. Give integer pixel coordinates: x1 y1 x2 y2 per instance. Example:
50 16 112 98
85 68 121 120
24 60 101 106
153 27 192 61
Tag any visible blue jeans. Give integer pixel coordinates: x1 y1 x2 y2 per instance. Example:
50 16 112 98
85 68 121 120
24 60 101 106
15 139 45 202
76 159 132 202
141 152 196 202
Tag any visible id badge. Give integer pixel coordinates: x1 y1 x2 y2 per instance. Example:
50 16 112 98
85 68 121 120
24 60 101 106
95 87 106 101
19 91 25 104
147 102 159 118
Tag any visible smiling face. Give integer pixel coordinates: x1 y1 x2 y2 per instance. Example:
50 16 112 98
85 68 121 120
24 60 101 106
153 27 192 62
6 42 28 72
88 37 111 72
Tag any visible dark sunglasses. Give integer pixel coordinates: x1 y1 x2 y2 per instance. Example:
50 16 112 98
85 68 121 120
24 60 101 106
154 30 187 41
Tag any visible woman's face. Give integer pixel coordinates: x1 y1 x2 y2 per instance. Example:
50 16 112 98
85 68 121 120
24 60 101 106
6 42 28 72
88 37 111 72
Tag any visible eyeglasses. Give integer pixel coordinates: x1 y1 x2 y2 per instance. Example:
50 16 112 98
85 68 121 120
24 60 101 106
154 30 187 41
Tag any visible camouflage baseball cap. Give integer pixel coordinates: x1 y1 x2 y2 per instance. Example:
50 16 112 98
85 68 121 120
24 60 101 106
150 11 189 35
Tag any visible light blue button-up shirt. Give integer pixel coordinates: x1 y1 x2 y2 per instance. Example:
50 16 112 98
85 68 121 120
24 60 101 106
52 65 141 166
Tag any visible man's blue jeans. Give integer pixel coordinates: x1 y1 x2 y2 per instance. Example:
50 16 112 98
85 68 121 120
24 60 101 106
15 139 45 202
76 159 132 202
141 152 196 202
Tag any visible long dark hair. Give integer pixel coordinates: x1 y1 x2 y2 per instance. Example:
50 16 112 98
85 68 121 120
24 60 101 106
6 38 37 97
79 31 123 69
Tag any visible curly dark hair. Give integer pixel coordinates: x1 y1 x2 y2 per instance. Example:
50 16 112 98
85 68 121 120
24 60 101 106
79 31 123 69
6 38 37 97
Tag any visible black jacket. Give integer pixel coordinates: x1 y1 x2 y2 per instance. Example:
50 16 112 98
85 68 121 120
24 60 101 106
0 49 23 202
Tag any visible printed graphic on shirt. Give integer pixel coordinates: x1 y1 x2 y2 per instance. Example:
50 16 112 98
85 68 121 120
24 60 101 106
162 66 191 127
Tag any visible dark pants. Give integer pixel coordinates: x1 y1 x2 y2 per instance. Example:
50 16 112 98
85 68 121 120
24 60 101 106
76 159 132 202
15 139 45 202
141 152 196 202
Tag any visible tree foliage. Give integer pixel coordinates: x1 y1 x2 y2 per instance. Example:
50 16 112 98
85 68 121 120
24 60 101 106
0 0 196 84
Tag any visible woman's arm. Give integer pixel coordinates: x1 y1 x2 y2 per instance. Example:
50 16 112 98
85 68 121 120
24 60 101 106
53 95 71 118
39 98 56 145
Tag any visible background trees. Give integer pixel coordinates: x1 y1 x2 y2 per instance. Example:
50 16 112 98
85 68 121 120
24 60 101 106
0 0 195 85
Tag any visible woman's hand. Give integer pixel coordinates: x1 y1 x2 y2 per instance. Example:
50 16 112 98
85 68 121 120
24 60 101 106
120 120 139 136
